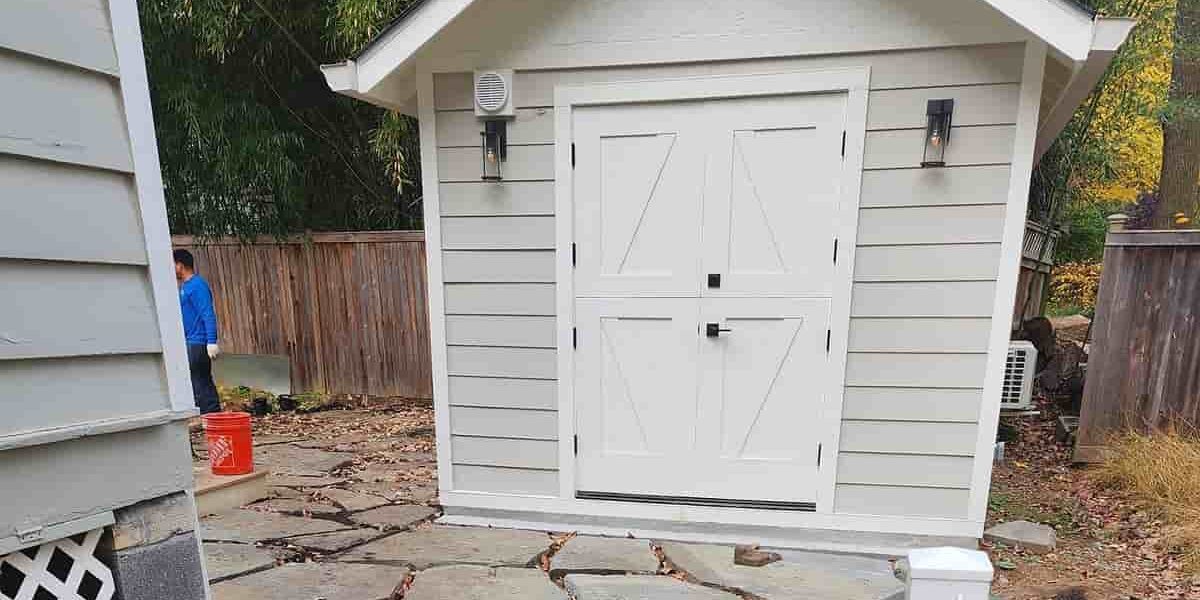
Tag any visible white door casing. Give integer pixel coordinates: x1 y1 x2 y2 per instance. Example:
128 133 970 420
555 70 870 511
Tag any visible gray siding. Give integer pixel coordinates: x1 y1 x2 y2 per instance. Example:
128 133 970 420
431 43 1023 510
0 0 189 547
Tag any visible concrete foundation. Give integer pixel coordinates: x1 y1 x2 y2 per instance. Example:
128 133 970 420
111 531 208 600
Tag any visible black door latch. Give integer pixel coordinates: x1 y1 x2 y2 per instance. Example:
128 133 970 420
706 323 733 338
707 273 721 288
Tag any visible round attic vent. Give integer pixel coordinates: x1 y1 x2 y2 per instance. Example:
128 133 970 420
475 71 509 112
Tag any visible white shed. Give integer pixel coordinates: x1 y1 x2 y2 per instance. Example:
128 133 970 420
323 0 1131 549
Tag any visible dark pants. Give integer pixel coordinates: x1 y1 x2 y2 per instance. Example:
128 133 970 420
187 344 221 414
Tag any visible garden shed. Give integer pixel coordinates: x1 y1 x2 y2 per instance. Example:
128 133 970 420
323 0 1132 549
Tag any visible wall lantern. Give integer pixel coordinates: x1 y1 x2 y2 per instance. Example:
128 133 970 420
480 120 507 181
921 99 955 168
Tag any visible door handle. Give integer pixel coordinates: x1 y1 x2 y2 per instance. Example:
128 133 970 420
705 323 733 338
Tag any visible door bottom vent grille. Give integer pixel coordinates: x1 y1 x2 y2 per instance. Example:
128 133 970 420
576 491 816 512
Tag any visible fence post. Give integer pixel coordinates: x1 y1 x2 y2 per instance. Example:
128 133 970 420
1106 213 1129 232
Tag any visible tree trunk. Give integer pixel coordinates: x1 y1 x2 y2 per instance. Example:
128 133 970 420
1156 0 1200 221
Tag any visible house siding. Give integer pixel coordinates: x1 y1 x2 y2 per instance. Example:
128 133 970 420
0 0 191 549
430 43 1024 517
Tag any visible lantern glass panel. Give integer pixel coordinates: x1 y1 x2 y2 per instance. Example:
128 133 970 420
921 99 954 168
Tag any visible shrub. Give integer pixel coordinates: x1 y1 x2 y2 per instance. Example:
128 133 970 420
1094 431 1200 572
1048 262 1103 315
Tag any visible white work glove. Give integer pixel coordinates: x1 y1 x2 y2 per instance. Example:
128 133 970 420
207 344 220 360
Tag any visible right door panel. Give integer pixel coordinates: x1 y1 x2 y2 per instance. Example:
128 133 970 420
702 94 847 297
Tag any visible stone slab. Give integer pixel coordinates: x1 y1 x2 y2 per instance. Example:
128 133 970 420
340 525 550 569
984 520 1056 553
405 565 564 600
565 574 735 599
112 532 208 600
248 498 343 516
210 562 405 600
294 433 369 449
255 445 355 476
319 488 391 512
252 434 306 447
203 543 280 582
201 510 350 543
286 528 389 554
551 536 660 573
660 542 903 600
350 505 437 531
266 474 347 488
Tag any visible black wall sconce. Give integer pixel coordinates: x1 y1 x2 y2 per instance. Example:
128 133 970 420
921 99 954 168
480 120 507 181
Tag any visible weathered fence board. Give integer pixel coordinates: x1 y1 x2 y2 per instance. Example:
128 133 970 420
1075 229 1200 462
172 232 432 398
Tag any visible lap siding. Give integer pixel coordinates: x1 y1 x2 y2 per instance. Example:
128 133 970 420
431 44 1021 512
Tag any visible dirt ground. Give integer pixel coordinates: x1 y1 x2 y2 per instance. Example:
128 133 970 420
215 396 1199 598
987 401 1198 599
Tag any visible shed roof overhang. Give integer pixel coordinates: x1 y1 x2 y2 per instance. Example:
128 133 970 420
321 0 1133 164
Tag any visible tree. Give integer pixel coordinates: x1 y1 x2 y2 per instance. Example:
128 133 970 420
140 0 420 238
1031 0 1174 262
1155 0 1200 221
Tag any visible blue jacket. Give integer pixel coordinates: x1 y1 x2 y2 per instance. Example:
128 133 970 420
180 275 219 345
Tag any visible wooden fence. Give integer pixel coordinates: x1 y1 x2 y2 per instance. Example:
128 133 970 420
173 231 432 399
1074 224 1200 462
1013 221 1060 326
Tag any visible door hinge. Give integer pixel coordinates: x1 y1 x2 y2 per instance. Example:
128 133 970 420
571 143 576 168
840 131 846 157
573 327 578 349
826 329 832 352
574 435 579 455
572 243 577 267
833 238 839 264
817 443 822 467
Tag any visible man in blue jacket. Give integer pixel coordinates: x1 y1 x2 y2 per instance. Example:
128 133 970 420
174 249 222 414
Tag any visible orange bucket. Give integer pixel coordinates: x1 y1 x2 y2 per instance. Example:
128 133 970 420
203 412 254 476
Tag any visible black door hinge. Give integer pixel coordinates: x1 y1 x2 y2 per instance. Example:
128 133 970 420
826 329 832 352
574 435 579 455
571 143 576 168
817 443 822 467
573 327 578 349
833 238 839 264
572 243 577 267
840 131 846 157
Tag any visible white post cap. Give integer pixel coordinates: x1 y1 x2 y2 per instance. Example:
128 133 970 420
907 547 994 582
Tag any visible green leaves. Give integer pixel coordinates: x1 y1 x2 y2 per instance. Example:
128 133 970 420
140 0 420 239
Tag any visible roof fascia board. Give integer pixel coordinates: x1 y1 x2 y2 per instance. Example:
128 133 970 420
980 0 1096 61
1033 17 1136 162
356 0 478 92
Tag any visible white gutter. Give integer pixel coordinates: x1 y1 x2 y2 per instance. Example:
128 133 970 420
1033 17 1137 163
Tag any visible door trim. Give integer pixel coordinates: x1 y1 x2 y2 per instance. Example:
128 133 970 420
554 69 872 511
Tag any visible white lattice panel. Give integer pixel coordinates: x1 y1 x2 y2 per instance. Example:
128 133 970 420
0 529 114 600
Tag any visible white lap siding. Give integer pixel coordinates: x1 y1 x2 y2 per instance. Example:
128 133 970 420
431 43 1022 511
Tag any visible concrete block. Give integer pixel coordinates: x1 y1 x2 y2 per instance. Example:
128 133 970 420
906 547 993 600
983 520 1056 553
194 466 269 516
111 532 207 600
112 492 198 551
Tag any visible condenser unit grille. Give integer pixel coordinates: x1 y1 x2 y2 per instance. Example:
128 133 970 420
0 529 115 600
475 72 509 112
1001 341 1037 410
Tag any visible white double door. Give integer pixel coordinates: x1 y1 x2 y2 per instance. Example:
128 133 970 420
572 92 848 505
